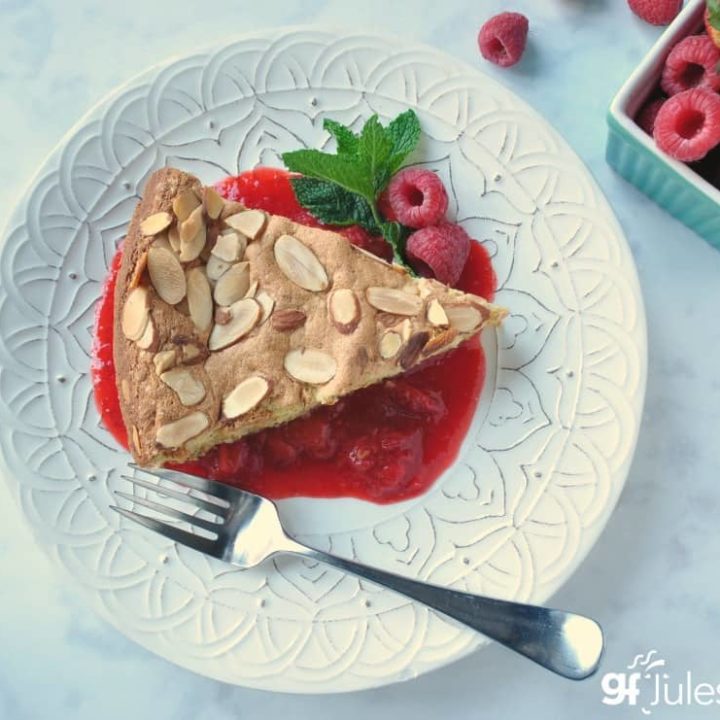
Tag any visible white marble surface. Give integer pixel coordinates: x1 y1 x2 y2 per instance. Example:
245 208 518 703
1 0 719 717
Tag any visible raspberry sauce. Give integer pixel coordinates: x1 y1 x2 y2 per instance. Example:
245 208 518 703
92 168 496 504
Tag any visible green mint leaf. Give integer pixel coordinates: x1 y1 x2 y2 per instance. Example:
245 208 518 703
357 115 394 193
281 149 375 201
386 109 421 174
380 221 416 275
290 177 380 233
323 119 360 156
710 0 720 30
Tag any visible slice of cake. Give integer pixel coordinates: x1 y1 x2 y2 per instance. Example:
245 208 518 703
114 168 506 466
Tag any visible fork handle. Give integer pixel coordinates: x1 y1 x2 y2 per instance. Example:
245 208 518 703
287 543 603 680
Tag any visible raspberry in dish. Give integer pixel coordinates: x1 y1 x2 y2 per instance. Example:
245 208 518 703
653 88 720 162
383 168 449 229
110 168 506 470
477 12 529 68
627 0 682 26
661 35 720 96
406 222 472 287
636 97 666 135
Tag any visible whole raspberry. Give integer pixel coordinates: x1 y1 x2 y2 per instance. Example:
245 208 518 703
653 88 720 162
627 0 682 25
661 35 720 96
637 97 666 135
406 222 471 287
385 168 448 229
477 12 529 68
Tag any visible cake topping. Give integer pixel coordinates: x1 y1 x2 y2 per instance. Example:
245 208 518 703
284 348 338 385
366 286 422 315
172 190 201 222
256 290 275 324
274 234 329 292
147 245 186 305
212 231 246 262
427 298 449 326
379 331 402 359
328 289 360 334
140 212 172 236
159 367 206 407
135 319 156 351
156 412 209 448
153 349 176 375
121 286 150 341
206 254 232 282
399 331 430 369
271 308 307 332
223 376 270 419
213 262 250 306
186 267 213 332
224 209 266 239
208 297 261 351
444 303 485 332
203 187 225 220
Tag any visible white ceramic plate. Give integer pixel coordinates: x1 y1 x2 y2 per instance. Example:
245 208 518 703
0 28 646 693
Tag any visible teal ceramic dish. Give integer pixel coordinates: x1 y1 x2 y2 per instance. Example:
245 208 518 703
607 0 720 247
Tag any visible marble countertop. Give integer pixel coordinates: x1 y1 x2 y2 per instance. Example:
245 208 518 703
2 0 719 718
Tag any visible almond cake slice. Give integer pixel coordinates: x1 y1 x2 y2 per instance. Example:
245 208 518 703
114 168 506 466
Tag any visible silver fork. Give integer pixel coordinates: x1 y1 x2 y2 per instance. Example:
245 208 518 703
112 465 604 680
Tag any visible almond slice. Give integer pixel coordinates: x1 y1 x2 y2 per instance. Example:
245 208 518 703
427 298 449 327
121 379 131 403
274 234 329 292
181 344 202 363
224 209 267 240
208 298 260 351
147 245 186 305
399 331 430 369
284 348 337 385
156 411 209 448
244 280 259 298
256 290 275 324
423 328 459 354
444 303 484 332
135 319 156 350
203 187 225 220
223 376 270 419
220 201 244 220
121 287 150 341
379 331 402 359
140 212 172 236
179 224 206 263
168 225 181 254
213 262 250 306
153 349 176 375
180 205 204 244
206 254 232 282
271 308 306 332
212 231 246 262
186 267 213 332
328 289 360 334
172 190 201 222
366 287 423 316
160 367 206 406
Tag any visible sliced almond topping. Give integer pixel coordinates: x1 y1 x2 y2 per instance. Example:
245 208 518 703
186 267 213 332
225 209 267 240
131 425 141 453
284 348 337 385
172 190 201 222
203 186 225 220
135 318 156 350
129 251 148 290
444 303 484 332
399 331 430 369
121 378 131 403
206 254 232 282
211 231 246 263
220 200 244 219
153 349 176 375
140 212 172 236
223 376 270 419
179 225 206 263
328 289 360 334
424 328 459 355
180 205 205 244
160 367 206 406
208 298 261 351
156 411 209 448
147 245 186 305
271 308 306 332
168 225 181 254
399 318 412 342
244 280 259 298
181 344 202 363
274 234 329 292
256 290 275 324
215 307 232 325
366 287 423 315
213 262 250 306
121 287 150 341
427 298 449 327
379 331 402 359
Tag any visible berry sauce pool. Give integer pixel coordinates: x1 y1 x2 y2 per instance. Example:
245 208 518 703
91 168 496 504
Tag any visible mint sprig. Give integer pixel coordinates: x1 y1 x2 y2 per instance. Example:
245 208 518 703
709 0 720 30
282 111 421 272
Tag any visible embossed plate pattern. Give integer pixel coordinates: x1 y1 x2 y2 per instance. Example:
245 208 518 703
0 29 646 692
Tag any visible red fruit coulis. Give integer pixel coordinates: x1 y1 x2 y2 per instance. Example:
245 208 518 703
91 168 496 504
